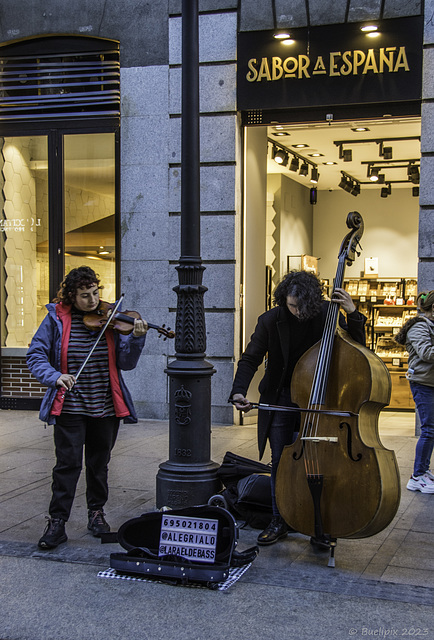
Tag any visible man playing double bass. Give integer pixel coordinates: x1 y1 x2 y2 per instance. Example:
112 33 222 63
229 270 366 546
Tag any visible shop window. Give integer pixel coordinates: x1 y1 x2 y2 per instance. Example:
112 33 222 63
0 135 49 345
0 36 119 406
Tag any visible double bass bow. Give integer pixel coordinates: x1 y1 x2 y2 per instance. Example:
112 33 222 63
275 212 400 566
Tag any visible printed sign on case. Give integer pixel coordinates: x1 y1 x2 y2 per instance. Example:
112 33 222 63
158 515 218 564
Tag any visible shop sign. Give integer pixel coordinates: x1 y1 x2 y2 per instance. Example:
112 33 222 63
237 17 422 111
0 218 41 232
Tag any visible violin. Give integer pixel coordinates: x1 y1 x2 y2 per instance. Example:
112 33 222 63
83 300 175 340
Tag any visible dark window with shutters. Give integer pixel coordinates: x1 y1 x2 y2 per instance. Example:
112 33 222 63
0 35 120 122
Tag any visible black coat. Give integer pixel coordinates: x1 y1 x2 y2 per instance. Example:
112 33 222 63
230 302 367 458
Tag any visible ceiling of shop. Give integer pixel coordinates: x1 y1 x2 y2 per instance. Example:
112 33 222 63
267 116 421 193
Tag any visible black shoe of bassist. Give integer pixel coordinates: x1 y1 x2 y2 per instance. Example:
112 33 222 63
257 516 289 545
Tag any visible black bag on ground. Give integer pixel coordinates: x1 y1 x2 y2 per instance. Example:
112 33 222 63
109 505 258 588
212 452 273 530
216 451 272 486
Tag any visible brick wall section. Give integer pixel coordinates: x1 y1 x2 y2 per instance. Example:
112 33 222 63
1 357 46 398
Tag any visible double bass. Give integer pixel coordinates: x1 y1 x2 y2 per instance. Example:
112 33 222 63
275 212 401 566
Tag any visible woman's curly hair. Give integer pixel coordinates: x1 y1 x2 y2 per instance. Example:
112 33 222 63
417 290 434 313
54 266 101 305
395 290 434 345
273 270 324 320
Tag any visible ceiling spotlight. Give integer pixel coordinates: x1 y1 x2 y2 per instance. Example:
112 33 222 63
310 187 317 205
274 32 291 39
299 162 309 176
408 164 420 184
339 145 352 161
293 144 308 148
339 175 348 190
412 186 419 197
339 171 360 196
350 182 361 197
361 25 378 33
381 183 392 198
369 167 379 182
272 147 288 166
344 180 353 193
351 127 370 132
379 143 393 159
289 155 299 172
310 167 319 184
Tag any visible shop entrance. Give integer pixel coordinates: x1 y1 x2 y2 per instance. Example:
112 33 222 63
241 114 421 417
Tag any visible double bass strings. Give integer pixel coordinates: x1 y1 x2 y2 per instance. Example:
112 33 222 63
303 255 346 478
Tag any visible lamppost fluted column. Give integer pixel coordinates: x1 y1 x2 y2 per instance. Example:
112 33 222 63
156 0 221 508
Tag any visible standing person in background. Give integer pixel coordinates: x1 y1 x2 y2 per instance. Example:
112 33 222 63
395 291 434 494
27 266 148 549
229 270 366 546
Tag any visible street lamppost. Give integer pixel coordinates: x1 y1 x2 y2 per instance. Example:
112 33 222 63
156 0 221 508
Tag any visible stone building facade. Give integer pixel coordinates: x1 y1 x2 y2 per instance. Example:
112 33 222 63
0 1 430 424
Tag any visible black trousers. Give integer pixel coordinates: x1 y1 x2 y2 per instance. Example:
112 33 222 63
49 414 120 521
268 389 300 517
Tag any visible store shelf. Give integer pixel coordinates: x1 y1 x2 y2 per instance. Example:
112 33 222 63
343 278 417 410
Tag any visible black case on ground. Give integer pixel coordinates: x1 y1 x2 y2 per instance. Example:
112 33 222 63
212 452 273 529
110 505 241 587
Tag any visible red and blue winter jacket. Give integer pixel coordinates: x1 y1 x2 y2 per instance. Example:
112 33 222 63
26 302 146 425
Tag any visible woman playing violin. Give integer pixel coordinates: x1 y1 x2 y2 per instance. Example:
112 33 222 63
27 266 148 550
229 270 366 547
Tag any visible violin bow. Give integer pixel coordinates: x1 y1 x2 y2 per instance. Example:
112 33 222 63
73 294 125 384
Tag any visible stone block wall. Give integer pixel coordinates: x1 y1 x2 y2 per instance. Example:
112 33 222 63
167 9 239 424
420 1 434 291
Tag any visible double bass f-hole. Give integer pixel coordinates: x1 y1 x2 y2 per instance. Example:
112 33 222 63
339 422 363 462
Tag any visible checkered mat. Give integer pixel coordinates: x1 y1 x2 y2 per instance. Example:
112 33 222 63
98 563 252 591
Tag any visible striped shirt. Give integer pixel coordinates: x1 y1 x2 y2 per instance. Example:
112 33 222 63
61 310 115 417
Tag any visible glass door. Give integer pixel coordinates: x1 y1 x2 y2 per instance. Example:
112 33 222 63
64 133 116 302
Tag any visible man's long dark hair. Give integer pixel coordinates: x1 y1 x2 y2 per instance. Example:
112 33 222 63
273 270 324 320
54 266 101 305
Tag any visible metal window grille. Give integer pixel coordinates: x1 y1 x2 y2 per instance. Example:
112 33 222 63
0 36 120 122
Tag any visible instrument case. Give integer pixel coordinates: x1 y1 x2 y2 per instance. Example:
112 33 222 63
109 505 256 587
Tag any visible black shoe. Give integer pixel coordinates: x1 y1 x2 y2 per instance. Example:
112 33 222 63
257 516 289 546
87 509 110 537
38 517 67 550
310 535 331 550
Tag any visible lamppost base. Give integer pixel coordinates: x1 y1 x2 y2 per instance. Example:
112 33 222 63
156 461 222 509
